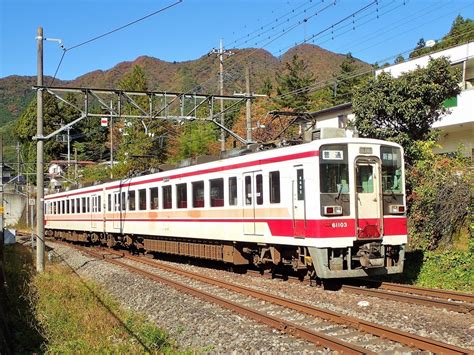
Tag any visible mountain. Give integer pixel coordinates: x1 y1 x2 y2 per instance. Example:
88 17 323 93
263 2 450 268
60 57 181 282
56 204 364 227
0 44 370 161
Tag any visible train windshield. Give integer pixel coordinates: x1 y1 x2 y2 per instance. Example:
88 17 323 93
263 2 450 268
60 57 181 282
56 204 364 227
381 146 403 193
320 144 349 193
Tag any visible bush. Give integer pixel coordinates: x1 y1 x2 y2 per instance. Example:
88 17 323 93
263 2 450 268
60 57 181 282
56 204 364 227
407 140 471 250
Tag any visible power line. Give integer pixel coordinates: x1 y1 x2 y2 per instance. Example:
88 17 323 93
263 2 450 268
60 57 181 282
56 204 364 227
228 0 315 47
46 0 182 86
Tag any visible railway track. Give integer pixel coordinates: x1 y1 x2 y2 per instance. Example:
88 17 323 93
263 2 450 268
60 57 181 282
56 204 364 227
49 240 471 354
341 284 474 314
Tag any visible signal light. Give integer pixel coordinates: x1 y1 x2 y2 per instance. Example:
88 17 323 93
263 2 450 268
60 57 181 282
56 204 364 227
389 205 405 214
324 205 343 216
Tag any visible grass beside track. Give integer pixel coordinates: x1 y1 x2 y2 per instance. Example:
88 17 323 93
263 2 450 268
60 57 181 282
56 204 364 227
4 243 176 353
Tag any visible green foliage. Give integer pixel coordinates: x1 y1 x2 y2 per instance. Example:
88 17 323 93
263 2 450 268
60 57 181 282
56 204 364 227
353 57 461 164
410 15 474 58
333 53 368 105
79 164 110 185
407 140 471 250
415 247 473 291
274 54 315 111
114 65 168 178
175 121 217 160
31 263 173 353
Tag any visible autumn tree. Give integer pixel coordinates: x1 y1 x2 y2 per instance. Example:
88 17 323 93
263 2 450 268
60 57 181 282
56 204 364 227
353 57 461 164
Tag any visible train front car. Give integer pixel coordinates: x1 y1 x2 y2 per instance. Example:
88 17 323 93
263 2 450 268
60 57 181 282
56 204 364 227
308 139 407 279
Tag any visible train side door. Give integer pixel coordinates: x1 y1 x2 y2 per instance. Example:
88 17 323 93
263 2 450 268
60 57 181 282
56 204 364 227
292 166 306 237
91 195 98 230
242 171 263 235
113 192 121 230
355 157 383 239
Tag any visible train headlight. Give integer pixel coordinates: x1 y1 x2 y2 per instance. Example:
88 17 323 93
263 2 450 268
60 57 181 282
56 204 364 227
389 205 405 214
324 205 343 216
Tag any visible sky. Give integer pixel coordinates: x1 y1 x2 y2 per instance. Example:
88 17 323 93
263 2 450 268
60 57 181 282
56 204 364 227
1 0 474 81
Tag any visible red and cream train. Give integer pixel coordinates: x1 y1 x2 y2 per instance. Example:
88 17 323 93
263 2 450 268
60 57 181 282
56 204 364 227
45 135 407 279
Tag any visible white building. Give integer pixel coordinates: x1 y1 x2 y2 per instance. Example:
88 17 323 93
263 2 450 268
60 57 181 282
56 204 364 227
309 42 474 162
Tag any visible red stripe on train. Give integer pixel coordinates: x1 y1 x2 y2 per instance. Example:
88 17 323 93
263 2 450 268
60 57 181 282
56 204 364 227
45 217 407 238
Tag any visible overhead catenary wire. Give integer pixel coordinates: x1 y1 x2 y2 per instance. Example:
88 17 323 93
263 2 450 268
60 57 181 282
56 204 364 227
47 0 183 86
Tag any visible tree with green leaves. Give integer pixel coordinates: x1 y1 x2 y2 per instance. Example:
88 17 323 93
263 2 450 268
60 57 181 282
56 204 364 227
112 65 168 178
274 54 314 111
332 53 367 105
353 57 461 164
410 15 474 58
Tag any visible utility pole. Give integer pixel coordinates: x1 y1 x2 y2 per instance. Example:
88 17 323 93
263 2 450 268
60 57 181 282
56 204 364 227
245 67 252 144
210 40 233 152
0 138 4 249
110 100 113 179
36 26 45 272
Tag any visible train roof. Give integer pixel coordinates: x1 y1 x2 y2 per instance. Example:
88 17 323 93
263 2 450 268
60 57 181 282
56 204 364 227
45 137 402 199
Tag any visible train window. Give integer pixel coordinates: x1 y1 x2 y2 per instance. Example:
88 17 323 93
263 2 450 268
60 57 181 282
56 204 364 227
176 183 187 209
98 196 101 212
381 146 403 194
128 191 136 211
256 174 263 205
66 199 70 214
138 189 147 210
121 192 126 211
150 187 159 210
210 178 224 207
162 186 172 209
82 197 86 213
245 176 252 205
71 199 75 214
228 177 237 206
76 198 80 213
320 144 349 194
356 165 374 193
192 181 204 208
61 200 65 214
296 169 305 200
108 194 112 212
269 171 281 203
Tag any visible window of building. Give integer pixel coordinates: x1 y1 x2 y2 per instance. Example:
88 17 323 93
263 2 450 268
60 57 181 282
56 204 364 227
162 186 172 209
228 177 237 206
176 183 187 208
150 187 159 210
269 171 281 203
138 189 146 210
192 181 204 208
256 174 263 205
210 178 224 207
128 190 136 211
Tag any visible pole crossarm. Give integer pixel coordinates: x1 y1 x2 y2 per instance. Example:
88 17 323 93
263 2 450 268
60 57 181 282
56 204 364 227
32 85 257 131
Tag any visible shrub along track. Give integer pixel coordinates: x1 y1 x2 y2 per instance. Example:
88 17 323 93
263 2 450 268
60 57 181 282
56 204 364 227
51 240 471 354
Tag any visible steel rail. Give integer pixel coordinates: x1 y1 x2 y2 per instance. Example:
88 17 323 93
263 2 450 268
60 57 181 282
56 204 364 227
374 282 474 303
69 245 370 354
341 285 473 314
93 246 470 355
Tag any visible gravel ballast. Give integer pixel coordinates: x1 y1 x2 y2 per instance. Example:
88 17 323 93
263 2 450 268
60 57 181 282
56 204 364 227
47 242 322 353
46 241 473 352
